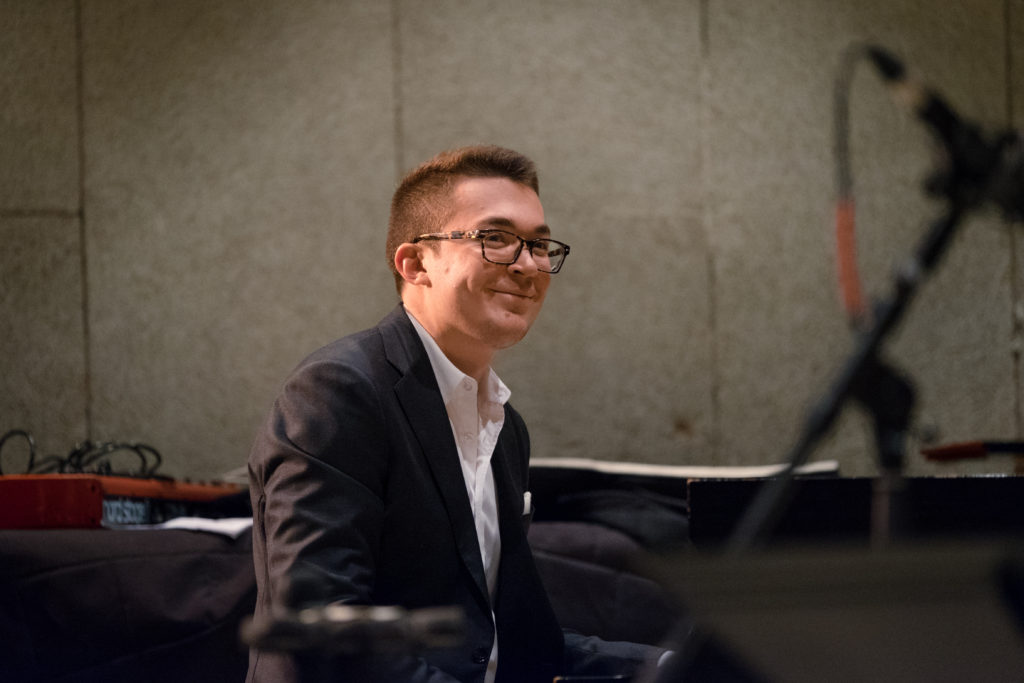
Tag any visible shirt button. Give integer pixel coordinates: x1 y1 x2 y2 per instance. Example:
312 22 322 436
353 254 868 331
471 647 488 664
461 379 473 391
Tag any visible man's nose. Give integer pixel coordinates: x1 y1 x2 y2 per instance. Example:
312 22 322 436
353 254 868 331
509 246 541 274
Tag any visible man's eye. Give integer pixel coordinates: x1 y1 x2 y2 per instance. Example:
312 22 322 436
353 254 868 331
482 232 513 246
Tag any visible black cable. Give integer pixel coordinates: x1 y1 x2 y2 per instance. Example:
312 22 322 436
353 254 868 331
61 439 164 477
834 42 871 326
0 429 37 475
834 42 865 200
0 430 164 478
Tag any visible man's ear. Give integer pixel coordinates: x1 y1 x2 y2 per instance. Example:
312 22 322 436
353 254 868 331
394 243 431 287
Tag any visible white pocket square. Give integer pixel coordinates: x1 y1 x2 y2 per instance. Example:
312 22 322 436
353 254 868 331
523 491 532 515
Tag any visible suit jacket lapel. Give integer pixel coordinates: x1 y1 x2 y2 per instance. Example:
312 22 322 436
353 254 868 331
491 424 566 681
380 306 491 605
491 433 525 547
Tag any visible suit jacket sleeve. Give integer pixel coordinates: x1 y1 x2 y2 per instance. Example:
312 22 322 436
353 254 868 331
247 342 461 683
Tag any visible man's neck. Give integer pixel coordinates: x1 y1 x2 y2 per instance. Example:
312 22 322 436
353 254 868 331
403 304 494 386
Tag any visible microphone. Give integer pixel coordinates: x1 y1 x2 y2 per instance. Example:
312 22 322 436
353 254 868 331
240 603 466 656
864 45 1024 220
241 568 465 656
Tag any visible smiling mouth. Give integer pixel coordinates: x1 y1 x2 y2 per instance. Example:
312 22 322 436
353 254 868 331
494 290 533 300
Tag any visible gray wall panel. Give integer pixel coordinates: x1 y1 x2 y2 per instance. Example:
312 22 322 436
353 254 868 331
81 0 396 475
0 217 87 463
705 0 1015 476
1 0 1021 479
0 0 79 210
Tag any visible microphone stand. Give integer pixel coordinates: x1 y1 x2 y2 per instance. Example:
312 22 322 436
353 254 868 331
726 200 968 552
641 194 971 683
726 64 1020 552
645 44 1024 682
645 176 976 683
726 42 1024 554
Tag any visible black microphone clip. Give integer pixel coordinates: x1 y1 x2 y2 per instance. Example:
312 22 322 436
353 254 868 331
866 45 1023 220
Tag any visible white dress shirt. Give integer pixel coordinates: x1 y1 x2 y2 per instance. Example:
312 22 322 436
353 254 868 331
407 311 508 682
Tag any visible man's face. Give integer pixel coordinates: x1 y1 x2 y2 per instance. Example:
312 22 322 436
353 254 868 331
418 176 551 359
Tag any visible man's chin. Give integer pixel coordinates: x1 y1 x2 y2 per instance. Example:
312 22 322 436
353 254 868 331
486 313 535 348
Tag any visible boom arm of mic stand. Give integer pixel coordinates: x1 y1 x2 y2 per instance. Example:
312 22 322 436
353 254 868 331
726 200 967 554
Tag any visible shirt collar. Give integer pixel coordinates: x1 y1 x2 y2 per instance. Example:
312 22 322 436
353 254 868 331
405 310 511 408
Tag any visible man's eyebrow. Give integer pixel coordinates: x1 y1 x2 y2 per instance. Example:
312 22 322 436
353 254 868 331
478 216 551 236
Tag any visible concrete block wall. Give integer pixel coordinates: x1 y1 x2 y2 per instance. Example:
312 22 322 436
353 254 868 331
2 0 1021 480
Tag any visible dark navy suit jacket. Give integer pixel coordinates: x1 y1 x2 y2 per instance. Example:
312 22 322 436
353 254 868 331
247 305 564 682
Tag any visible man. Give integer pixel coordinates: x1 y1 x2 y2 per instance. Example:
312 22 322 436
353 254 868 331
247 145 659 682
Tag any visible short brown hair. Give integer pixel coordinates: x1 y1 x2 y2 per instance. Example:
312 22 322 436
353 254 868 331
386 145 539 292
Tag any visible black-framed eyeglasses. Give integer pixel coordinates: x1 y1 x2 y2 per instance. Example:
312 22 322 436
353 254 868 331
412 229 571 274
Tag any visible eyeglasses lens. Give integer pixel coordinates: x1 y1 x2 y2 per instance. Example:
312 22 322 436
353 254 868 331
481 233 565 273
